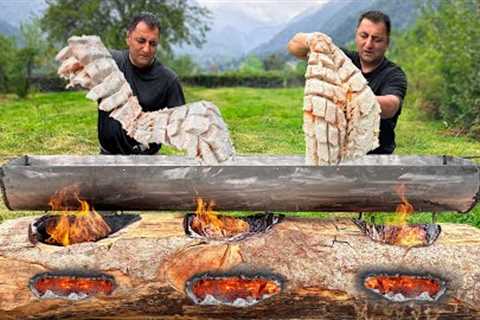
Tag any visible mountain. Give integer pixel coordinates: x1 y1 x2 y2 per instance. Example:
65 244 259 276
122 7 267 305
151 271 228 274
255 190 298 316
175 3 285 69
0 0 47 27
252 0 423 57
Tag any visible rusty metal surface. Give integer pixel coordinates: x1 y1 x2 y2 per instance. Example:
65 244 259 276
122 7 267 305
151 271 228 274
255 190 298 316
1 155 479 212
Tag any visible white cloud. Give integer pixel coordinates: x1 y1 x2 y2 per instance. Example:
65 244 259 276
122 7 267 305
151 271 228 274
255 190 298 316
196 0 328 24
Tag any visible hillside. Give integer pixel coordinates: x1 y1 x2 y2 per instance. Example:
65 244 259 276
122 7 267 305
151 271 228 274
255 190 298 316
252 0 423 57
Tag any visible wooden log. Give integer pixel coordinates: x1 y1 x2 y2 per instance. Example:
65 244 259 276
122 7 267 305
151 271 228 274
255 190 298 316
1 213 479 319
1 155 479 212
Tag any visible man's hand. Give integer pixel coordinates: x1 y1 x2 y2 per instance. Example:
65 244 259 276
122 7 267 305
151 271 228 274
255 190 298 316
287 32 333 60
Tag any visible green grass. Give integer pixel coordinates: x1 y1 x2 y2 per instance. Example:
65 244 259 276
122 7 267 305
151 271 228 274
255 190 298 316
1 87 479 226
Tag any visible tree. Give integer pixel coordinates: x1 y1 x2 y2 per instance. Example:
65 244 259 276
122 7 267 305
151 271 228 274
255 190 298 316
239 55 264 74
262 54 286 71
167 55 199 77
40 0 211 54
0 34 16 92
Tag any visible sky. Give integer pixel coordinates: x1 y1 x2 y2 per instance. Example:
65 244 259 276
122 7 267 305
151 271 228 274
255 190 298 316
196 0 328 25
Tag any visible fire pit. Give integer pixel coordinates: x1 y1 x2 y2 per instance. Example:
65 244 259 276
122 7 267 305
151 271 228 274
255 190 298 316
362 272 446 302
29 212 140 246
0 155 480 319
30 270 116 300
185 272 284 306
354 220 441 247
184 198 283 241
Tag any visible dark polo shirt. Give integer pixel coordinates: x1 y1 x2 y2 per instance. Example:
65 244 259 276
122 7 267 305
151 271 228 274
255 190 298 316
98 50 185 155
342 49 407 154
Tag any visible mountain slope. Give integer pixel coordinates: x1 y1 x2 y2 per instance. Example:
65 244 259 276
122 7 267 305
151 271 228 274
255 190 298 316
252 0 423 57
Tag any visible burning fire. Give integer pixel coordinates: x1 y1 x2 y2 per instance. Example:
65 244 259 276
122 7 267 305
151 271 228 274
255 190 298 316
46 188 111 246
387 184 423 247
31 272 115 299
190 198 249 239
388 184 414 226
188 275 282 306
364 274 445 302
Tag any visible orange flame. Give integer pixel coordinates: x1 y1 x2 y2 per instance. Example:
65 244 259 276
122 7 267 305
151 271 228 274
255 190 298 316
384 184 425 247
191 198 249 239
192 277 281 303
47 187 111 246
364 275 442 299
388 184 414 226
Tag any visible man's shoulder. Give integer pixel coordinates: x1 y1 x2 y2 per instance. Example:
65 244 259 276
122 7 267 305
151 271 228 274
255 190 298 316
109 49 128 68
383 58 406 79
152 61 180 83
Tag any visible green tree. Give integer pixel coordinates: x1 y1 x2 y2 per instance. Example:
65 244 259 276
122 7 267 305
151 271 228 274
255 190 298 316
167 54 199 77
262 54 286 71
0 35 16 92
392 0 480 136
40 0 211 54
239 55 264 74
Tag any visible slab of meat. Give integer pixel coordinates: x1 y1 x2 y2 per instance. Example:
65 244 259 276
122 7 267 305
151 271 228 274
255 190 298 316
56 36 235 164
288 33 381 164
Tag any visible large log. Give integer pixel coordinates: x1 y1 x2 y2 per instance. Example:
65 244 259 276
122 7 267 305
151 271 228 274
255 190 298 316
1 155 479 212
1 213 479 319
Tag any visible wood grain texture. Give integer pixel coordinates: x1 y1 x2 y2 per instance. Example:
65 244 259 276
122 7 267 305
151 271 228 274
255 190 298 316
1 214 479 319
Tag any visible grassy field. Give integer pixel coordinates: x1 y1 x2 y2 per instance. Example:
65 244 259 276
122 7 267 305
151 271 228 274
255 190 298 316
0 87 479 226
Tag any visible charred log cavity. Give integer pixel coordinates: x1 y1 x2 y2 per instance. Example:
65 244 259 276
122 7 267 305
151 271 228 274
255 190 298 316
184 212 283 241
354 219 441 247
30 270 116 300
29 212 141 246
362 272 446 303
185 272 283 307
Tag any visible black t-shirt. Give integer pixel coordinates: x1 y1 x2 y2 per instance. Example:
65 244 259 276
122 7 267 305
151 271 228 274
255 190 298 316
342 49 407 154
98 50 186 155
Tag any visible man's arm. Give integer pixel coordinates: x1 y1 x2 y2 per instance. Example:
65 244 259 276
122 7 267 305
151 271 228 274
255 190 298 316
377 95 401 119
377 68 408 119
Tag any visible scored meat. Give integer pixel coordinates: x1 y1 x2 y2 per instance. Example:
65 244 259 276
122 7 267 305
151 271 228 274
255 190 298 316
288 32 381 165
56 36 235 164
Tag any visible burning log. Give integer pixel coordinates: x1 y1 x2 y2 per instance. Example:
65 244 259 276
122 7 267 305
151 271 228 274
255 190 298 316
1 214 480 319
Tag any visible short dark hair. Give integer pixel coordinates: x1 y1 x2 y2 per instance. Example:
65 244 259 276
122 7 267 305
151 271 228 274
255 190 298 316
127 12 161 34
357 10 391 38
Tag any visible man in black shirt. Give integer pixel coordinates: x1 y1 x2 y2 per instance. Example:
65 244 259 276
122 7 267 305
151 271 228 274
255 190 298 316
343 11 407 154
98 13 186 155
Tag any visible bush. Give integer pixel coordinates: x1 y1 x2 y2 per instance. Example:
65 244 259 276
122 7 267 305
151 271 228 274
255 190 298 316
180 72 304 88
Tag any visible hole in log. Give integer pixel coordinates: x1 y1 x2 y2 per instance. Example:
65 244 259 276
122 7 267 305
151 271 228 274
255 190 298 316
30 271 116 300
29 213 141 246
354 220 441 248
184 212 283 241
363 273 446 302
186 272 283 307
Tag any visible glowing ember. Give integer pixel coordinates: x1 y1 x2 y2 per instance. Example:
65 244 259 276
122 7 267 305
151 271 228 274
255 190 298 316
187 274 282 307
364 274 445 302
46 187 111 246
30 272 115 300
190 198 249 239
354 220 441 248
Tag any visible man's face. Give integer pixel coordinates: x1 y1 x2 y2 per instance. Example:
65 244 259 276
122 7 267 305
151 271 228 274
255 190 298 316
355 18 389 66
126 21 160 68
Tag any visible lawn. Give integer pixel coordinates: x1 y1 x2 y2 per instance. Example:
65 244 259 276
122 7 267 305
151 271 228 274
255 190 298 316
0 87 479 226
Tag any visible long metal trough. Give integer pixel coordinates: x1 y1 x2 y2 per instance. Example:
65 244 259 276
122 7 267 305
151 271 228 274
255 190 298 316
1 155 479 212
